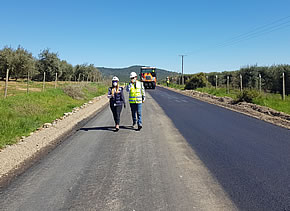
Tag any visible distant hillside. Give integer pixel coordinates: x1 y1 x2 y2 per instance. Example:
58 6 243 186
98 65 178 82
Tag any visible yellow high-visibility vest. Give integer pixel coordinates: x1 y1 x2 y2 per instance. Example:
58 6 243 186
129 81 142 104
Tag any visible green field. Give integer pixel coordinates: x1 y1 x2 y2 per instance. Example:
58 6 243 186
0 81 107 148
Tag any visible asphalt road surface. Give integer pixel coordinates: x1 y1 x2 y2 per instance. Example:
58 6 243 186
0 86 290 211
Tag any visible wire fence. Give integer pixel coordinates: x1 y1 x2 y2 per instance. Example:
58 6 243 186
0 72 108 99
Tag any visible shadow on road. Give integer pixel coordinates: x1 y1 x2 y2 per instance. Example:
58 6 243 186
80 126 135 132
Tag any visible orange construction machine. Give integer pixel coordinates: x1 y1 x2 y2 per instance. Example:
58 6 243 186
140 67 157 89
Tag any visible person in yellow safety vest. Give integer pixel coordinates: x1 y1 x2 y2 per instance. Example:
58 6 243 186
126 71 145 130
166 77 170 87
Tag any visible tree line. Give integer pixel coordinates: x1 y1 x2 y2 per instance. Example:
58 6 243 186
170 65 290 95
0 46 102 82
205 65 290 95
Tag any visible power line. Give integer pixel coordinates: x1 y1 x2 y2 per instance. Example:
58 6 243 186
216 19 290 49
217 15 290 45
186 15 290 55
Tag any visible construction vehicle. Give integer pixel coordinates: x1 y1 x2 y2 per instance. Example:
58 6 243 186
140 67 157 89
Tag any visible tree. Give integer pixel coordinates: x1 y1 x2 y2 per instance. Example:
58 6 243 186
74 64 88 81
12 46 36 80
73 63 102 82
36 49 61 81
0 46 14 81
240 65 259 89
59 60 74 81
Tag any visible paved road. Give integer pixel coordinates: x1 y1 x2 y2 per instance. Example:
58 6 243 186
0 86 290 210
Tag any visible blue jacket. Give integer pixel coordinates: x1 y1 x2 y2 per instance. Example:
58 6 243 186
107 87 126 107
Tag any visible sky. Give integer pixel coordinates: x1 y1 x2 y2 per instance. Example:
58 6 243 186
0 0 290 74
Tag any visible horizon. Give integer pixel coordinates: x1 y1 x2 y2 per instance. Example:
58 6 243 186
1 0 289 74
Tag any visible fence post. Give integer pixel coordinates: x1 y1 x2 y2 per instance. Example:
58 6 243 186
227 76 230 94
282 72 285 100
43 72 46 91
55 72 58 89
215 75 218 89
206 75 208 87
240 74 243 91
4 68 9 98
27 70 29 94
259 74 262 94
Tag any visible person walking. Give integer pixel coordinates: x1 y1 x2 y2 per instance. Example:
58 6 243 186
108 76 126 131
126 72 145 130
166 77 170 87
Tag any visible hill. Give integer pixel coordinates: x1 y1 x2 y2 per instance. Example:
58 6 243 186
98 65 178 82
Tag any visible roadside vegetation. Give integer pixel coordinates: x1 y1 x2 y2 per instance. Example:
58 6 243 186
160 82 185 90
162 65 290 115
196 87 290 114
0 45 111 148
0 81 107 149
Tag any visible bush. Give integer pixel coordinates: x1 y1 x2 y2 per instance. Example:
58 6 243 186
185 73 207 90
235 89 259 103
62 85 84 100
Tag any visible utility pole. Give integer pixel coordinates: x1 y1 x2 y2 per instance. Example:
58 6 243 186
179 55 186 85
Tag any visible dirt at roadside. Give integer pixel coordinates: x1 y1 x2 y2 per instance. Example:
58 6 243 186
161 86 290 130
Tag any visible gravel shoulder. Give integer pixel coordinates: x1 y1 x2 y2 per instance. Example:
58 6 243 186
160 85 290 130
0 95 109 187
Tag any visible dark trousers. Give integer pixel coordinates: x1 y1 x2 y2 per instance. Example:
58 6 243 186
110 103 123 125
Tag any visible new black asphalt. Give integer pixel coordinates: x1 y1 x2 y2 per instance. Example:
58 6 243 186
0 86 289 210
149 86 290 211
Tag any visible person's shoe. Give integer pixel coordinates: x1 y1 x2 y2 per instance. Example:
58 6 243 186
132 122 136 128
137 124 142 131
115 128 119 132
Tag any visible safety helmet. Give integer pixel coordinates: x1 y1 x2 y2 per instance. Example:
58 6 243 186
130 72 137 78
112 76 119 81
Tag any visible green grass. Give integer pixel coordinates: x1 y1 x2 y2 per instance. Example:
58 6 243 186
196 87 290 115
196 87 238 99
0 82 107 148
253 93 290 114
160 82 185 90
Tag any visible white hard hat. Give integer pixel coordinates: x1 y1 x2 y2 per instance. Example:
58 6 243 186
130 72 137 78
112 76 119 81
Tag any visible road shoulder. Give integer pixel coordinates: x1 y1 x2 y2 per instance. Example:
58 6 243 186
0 95 109 188
159 85 290 130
